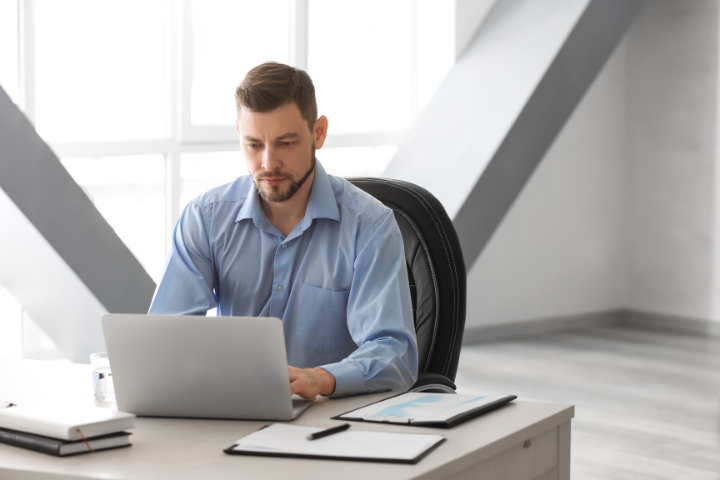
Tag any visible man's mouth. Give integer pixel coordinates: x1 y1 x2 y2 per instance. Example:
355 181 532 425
261 177 287 187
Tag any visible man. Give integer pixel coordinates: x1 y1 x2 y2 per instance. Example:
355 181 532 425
149 62 418 399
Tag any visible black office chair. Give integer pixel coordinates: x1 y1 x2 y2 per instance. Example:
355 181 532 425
347 178 467 393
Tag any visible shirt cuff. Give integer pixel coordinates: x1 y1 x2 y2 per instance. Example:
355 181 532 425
320 361 365 398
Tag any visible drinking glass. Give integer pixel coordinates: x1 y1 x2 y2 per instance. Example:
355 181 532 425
90 352 115 402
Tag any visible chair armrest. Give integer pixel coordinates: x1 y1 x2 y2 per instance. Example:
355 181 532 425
409 372 457 394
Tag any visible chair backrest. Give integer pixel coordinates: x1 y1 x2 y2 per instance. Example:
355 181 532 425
347 178 467 382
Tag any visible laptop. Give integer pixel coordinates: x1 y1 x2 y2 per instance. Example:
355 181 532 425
101 314 313 420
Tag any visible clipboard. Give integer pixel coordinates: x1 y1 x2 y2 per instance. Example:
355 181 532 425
223 423 446 464
332 393 517 428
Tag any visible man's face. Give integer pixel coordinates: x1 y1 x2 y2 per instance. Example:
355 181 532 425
237 102 318 203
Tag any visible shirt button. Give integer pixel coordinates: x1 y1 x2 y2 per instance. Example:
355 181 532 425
277 285 284 291
281 243 287 248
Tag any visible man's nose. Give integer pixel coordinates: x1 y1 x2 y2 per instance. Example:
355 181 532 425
262 146 282 172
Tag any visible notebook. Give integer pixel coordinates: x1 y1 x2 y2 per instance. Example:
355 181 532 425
224 424 445 464
0 405 135 440
335 393 517 428
0 427 131 457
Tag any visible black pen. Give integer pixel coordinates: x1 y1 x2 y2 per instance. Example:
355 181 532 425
306 423 351 441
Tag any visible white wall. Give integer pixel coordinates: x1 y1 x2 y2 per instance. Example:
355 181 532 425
455 0 496 57
466 37 628 327
467 0 720 328
625 0 719 321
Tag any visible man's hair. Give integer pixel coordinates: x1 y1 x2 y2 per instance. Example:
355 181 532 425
235 62 318 132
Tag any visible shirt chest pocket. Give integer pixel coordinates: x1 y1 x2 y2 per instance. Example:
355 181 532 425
296 283 354 353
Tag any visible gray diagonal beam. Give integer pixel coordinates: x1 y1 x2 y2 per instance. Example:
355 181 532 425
454 0 643 269
0 87 156 361
385 0 644 270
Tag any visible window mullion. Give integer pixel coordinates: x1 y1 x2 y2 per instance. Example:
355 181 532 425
179 0 194 143
167 0 179 142
165 150 181 257
410 0 418 120
18 0 35 125
289 0 309 71
167 0 184 257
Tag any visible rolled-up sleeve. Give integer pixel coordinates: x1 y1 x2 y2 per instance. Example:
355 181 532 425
321 210 419 397
148 201 216 315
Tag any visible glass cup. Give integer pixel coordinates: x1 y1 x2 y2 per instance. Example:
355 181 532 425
90 352 115 402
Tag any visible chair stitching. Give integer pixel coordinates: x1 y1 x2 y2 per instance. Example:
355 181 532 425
389 206 439 373
350 179 460 376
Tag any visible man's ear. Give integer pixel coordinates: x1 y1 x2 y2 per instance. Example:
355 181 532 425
313 115 328 149
236 118 241 135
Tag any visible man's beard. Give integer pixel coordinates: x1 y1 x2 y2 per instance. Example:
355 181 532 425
254 147 316 204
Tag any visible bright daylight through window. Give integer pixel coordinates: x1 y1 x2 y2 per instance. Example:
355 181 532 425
34 0 168 142
0 0 19 104
0 0 455 360
189 0 290 127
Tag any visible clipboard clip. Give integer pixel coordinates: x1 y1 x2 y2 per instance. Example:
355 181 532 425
362 415 415 424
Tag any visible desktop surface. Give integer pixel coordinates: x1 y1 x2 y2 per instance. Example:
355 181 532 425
0 358 574 480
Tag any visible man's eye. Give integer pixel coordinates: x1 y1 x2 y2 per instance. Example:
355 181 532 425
247 144 260 149
280 142 293 147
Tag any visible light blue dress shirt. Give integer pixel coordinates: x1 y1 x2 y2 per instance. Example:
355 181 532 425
149 161 418 397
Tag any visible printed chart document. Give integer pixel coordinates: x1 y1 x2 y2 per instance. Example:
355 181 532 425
224 423 445 464
336 393 517 428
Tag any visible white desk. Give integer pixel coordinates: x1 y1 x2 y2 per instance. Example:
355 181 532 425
0 358 573 480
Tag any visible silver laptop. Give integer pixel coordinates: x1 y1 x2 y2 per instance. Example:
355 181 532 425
101 314 313 420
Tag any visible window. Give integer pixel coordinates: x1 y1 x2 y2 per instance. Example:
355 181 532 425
181 151 244 208
3 0 455 359
187 0 290 128
309 0 414 135
414 0 456 114
318 146 398 178
61 155 167 282
0 0 19 103
34 0 168 142
308 0 454 175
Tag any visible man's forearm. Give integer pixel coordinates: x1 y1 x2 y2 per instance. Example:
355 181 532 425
321 338 418 398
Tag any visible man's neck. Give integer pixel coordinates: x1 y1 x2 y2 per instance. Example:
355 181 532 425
260 171 315 238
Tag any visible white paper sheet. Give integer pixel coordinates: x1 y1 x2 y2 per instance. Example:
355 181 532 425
233 423 444 461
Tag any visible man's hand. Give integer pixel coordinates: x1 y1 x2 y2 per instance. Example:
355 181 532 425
288 366 336 399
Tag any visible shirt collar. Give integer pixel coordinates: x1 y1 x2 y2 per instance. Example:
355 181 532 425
234 160 340 228
235 181 261 225
306 160 341 222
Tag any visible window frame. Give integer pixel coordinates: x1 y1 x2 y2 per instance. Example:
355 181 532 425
12 0 441 253
3 0 452 358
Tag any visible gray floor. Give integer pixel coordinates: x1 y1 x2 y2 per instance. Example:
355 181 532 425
455 325 720 480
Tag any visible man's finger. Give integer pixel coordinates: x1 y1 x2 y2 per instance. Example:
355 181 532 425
290 380 310 398
290 375 317 399
289 375 305 392
288 368 322 399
